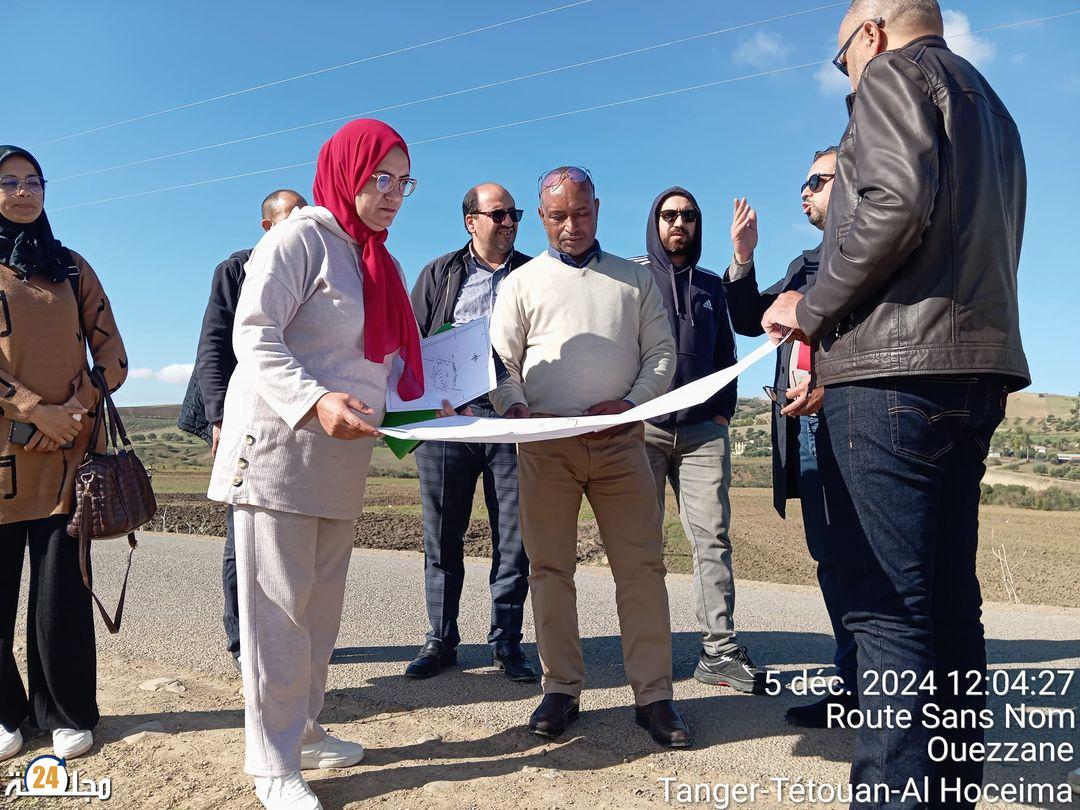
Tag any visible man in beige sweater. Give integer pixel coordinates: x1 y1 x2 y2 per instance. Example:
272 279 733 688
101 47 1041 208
490 166 690 748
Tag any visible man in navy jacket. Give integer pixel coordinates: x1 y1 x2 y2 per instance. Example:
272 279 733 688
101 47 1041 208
631 188 765 694
179 188 306 668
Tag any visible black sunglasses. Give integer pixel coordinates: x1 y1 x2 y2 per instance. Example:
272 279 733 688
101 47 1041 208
763 385 787 406
833 17 884 76
801 173 835 194
659 209 699 224
470 208 524 224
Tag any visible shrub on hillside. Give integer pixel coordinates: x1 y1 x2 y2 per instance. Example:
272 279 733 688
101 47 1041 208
980 483 1080 511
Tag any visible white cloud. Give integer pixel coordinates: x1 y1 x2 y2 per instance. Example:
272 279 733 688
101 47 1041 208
733 31 790 70
943 10 996 67
128 363 194 385
815 59 852 97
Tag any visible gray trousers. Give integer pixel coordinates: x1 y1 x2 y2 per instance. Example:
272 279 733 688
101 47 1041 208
233 505 355 776
644 420 737 656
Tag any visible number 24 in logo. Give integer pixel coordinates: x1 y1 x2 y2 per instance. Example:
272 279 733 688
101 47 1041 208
24 755 69 795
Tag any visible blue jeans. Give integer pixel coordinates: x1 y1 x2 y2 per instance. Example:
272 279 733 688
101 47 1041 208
797 415 857 691
819 376 1007 809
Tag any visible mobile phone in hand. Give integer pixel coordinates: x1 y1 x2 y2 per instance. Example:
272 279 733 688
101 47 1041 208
8 421 75 450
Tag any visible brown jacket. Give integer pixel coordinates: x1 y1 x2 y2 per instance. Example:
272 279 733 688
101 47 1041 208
0 251 128 524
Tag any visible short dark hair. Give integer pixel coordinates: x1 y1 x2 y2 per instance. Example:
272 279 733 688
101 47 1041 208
462 187 480 221
261 188 306 220
812 146 839 163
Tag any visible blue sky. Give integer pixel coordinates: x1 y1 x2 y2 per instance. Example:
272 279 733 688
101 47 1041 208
8 0 1079 405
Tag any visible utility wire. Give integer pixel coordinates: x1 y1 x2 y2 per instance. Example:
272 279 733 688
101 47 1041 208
50 10 1080 213
51 2 848 183
32 0 596 147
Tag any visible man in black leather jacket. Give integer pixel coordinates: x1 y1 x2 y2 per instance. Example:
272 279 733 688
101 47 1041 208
761 1 1028 805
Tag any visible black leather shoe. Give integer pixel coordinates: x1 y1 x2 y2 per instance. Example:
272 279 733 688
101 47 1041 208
493 643 538 683
635 699 692 748
404 640 456 680
785 690 859 729
528 693 579 738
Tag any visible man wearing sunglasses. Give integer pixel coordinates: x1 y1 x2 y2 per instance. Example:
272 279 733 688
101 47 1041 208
407 183 536 684
724 147 858 728
761 0 1029 804
629 189 767 695
491 166 688 749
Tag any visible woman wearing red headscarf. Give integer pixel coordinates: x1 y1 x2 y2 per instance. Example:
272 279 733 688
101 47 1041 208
208 119 423 810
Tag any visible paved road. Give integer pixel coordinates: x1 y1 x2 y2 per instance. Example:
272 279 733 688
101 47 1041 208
42 533 1080 797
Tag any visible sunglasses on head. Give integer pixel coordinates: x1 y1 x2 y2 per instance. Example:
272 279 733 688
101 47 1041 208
658 209 699 224
833 17 884 76
801 173 835 194
470 208 524 224
537 166 591 196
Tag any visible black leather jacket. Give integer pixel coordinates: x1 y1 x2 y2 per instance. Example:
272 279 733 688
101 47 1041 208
797 36 1030 391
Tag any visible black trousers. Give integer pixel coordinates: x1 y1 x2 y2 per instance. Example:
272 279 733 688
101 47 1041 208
222 506 240 659
414 406 529 648
0 514 98 733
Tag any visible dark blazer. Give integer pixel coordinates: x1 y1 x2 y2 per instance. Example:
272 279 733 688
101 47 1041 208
410 243 532 338
178 248 251 443
724 245 820 518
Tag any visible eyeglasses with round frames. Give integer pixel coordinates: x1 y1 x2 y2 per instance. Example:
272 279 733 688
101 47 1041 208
0 175 46 196
370 172 417 197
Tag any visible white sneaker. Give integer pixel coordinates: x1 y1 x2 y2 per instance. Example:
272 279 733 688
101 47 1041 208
0 726 23 761
254 772 323 810
52 728 93 760
300 734 365 770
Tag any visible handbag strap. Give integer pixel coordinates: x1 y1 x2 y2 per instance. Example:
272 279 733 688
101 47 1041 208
75 481 137 635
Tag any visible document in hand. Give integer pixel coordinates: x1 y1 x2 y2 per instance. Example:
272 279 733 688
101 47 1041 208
386 317 498 413
380 337 783 445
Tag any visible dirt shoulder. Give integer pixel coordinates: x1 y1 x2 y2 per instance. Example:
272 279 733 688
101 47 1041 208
150 484 1080 610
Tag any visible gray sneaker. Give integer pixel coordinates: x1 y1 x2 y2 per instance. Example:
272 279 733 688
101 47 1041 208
1069 768 1080 795
693 646 766 694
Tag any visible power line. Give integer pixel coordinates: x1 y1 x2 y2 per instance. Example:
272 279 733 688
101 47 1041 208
46 62 825 212
51 2 848 183
31 0 595 147
49 10 1080 213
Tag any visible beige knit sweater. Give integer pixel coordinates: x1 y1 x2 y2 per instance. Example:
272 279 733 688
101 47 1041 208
490 250 675 417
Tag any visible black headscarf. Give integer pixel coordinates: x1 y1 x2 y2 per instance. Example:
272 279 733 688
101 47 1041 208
646 185 704 326
0 145 70 283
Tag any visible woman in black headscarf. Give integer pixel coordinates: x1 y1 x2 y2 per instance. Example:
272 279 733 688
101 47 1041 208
0 146 128 763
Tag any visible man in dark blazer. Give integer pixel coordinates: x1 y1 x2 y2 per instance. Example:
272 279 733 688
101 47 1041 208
406 183 535 683
724 148 857 726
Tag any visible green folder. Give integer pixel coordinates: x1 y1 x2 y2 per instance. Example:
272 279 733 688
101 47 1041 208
381 322 453 460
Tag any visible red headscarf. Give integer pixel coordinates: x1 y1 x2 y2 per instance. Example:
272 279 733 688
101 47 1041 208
312 119 424 401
